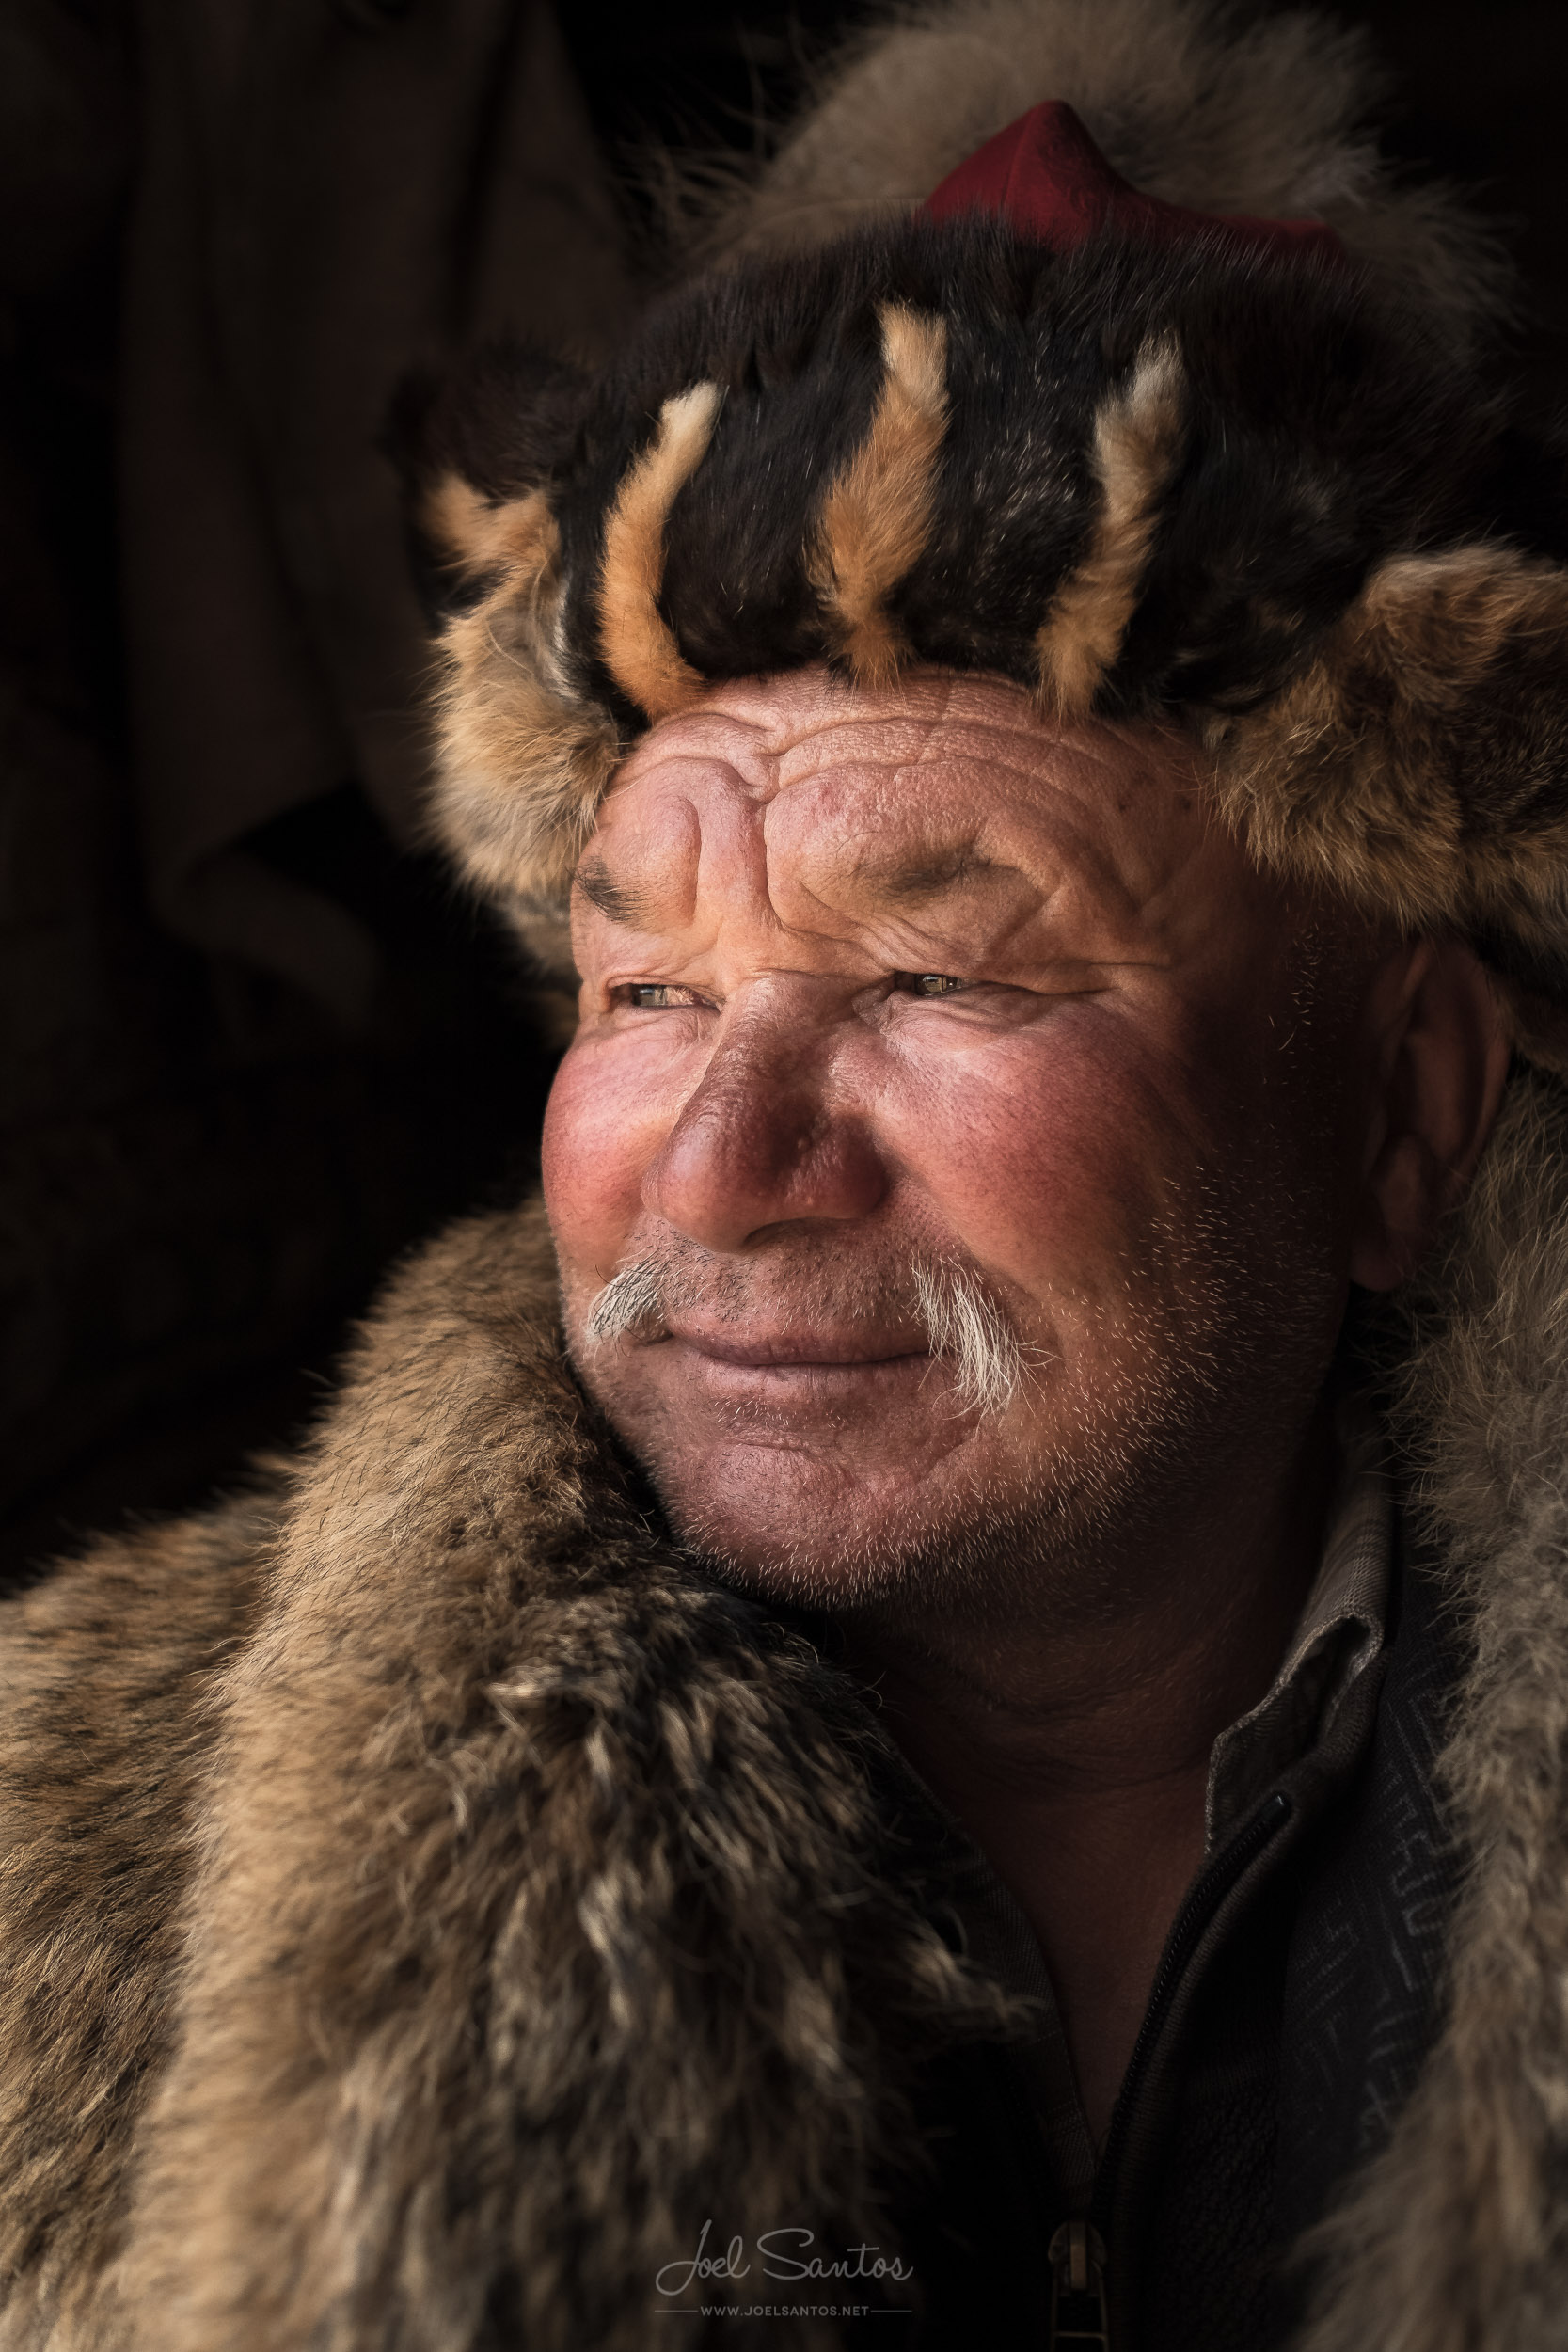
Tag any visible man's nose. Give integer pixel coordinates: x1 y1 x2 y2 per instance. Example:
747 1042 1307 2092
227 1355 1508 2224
642 997 886 1252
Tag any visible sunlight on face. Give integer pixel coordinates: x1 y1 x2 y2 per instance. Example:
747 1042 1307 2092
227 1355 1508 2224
542 666 1370 1616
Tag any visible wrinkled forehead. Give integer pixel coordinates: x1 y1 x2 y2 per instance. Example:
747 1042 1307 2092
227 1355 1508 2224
586 666 1219 927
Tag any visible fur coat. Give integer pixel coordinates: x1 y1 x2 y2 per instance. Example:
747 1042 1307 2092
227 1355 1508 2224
3 1069 1568 2352
8 4 1568 2344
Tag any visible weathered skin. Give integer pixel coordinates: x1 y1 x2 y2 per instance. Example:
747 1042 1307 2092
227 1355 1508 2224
543 663 1510 2132
546 665 1496 1603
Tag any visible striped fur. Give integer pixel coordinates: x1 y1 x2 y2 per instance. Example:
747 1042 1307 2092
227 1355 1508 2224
809 304 949 687
1036 336 1184 717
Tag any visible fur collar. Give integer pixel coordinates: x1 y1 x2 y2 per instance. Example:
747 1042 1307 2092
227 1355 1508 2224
1299 1069 1568 2351
4 1076 1568 2349
0 1210 1000 2352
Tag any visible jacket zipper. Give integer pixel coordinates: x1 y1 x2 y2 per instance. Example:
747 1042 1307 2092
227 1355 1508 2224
1048 2217 1110 2348
1046 1788 1293 2352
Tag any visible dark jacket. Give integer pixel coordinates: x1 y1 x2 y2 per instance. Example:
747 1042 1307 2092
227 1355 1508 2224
901 1534 1459 2350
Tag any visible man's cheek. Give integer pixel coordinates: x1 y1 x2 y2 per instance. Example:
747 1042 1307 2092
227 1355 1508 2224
541 1041 665 1273
881 1034 1164 1283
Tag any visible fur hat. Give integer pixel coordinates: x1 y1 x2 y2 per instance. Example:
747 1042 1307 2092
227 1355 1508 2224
407 0 1568 1067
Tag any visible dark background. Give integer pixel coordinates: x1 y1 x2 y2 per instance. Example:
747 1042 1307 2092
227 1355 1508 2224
4 0 1566 1587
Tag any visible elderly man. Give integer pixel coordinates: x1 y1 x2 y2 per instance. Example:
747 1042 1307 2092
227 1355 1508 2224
6 2 1568 2349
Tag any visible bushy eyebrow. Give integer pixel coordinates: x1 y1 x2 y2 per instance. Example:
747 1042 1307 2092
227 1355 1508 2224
577 839 1047 938
575 857 655 928
818 843 1022 907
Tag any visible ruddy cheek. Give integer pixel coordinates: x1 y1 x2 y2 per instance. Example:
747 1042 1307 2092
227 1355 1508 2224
541 1042 662 1276
878 1021 1165 1289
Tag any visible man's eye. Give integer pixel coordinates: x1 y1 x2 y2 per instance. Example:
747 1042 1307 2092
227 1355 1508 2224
619 983 706 1009
897 972 970 997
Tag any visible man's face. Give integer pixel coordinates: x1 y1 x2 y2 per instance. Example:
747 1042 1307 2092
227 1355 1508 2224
543 668 1371 1615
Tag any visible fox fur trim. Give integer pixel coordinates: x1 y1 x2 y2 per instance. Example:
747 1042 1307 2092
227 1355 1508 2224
420 479 618 914
809 303 950 687
1035 333 1183 717
7 1074 1568 2347
595 382 723 717
0 1213 1004 2352
1209 546 1568 1008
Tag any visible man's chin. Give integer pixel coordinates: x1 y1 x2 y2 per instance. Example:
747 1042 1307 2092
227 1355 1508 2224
687 1534 955 1617
602 1384 1181 1617
595 1391 1006 1590
648 1465 1061 1618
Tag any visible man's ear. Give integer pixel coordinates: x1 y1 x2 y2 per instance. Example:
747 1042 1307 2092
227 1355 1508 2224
1350 939 1513 1292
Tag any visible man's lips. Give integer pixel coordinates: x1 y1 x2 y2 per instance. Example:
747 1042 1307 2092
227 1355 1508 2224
662 1324 928 1370
659 1333 939 1418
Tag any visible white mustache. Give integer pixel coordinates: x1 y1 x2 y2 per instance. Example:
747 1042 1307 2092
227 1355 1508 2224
583 1259 665 1347
583 1251 1028 1420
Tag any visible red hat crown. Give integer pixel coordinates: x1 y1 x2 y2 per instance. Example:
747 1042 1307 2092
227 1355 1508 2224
923 101 1345 269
